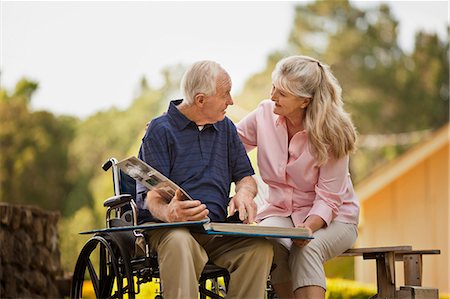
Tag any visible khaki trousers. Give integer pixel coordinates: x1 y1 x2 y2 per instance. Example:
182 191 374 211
145 227 274 299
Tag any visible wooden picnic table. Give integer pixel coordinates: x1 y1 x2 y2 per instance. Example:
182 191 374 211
341 246 441 299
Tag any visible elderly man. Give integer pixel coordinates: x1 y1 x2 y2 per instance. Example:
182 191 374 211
136 60 273 299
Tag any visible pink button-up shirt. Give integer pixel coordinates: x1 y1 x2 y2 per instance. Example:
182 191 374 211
237 100 359 227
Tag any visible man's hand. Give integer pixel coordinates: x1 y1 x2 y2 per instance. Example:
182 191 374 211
229 176 257 224
166 190 209 222
147 189 209 223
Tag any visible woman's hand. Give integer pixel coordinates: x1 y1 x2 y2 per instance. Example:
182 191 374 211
292 223 313 248
292 215 326 248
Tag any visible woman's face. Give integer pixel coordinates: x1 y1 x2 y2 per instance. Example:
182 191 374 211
270 84 309 118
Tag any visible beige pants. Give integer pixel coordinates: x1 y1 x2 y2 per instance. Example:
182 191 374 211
144 227 274 299
262 218 357 291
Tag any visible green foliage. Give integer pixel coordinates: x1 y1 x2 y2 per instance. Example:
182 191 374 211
235 0 448 185
325 257 354 280
0 78 39 104
394 32 450 131
65 85 166 217
238 0 448 135
0 79 77 212
326 278 376 299
59 206 98 272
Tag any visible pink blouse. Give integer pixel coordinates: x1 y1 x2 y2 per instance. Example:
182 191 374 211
237 100 359 227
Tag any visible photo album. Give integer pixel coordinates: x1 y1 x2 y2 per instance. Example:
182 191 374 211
81 156 312 240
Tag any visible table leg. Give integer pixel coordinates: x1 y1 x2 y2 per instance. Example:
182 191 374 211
365 252 397 298
403 254 422 286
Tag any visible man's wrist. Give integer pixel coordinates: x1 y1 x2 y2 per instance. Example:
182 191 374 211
236 185 256 200
147 191 170 222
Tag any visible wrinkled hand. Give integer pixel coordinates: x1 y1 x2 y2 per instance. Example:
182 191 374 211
292 223 313 248
228 193 257 224
165 190 209 222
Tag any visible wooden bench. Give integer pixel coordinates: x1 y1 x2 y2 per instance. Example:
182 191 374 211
341 246 441 299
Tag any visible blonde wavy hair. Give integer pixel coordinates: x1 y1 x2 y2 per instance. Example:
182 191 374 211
272 55 357 165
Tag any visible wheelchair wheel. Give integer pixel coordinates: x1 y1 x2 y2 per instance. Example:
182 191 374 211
71 234 135 299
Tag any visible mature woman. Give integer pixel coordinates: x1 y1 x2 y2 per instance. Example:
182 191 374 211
237 55 360 299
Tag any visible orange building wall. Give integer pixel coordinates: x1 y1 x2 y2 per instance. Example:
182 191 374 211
355 144 449 293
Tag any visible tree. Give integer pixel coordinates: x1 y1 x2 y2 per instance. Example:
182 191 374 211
285 1 406 134
234 0 449 184
238 1 448 134
395 31 449 131
0 79 76 212
67 70 175 218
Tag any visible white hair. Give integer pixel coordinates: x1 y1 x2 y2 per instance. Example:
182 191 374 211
180 60 223 105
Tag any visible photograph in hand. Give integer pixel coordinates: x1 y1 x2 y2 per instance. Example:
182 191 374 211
117 156 193 201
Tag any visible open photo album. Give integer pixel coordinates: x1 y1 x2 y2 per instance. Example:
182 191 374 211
87 156 313 240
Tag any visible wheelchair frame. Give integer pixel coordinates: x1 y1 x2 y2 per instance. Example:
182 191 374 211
70 158 230 299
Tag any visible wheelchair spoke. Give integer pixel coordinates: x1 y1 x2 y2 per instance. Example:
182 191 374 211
103 273 116 298
99 243 115 298
86 256 101 298
99 242 107 281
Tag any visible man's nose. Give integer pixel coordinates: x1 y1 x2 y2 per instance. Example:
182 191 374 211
228 96 234 105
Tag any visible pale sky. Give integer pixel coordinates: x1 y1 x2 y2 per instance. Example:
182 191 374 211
1 1 448 119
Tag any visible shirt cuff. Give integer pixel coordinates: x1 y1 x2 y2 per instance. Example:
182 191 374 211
306 201 334 227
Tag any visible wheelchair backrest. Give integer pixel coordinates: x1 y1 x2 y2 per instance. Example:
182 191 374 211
103 157 158 226
101 158 137 227
119 170 137 200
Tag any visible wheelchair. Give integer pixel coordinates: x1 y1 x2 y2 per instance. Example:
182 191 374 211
70 157 231 299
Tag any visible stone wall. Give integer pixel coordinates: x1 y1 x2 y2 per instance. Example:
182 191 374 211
0 203 63 298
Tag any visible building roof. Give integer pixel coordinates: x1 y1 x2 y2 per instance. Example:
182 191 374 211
355 123 449 201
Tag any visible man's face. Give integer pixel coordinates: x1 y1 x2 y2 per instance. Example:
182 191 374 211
202 71 234 123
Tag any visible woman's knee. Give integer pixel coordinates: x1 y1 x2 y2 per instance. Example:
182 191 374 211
289 241 324 269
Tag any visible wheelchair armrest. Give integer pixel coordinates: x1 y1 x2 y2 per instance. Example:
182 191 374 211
104 194 133 208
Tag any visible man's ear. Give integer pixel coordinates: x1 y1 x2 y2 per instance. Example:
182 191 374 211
195 93 206 106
